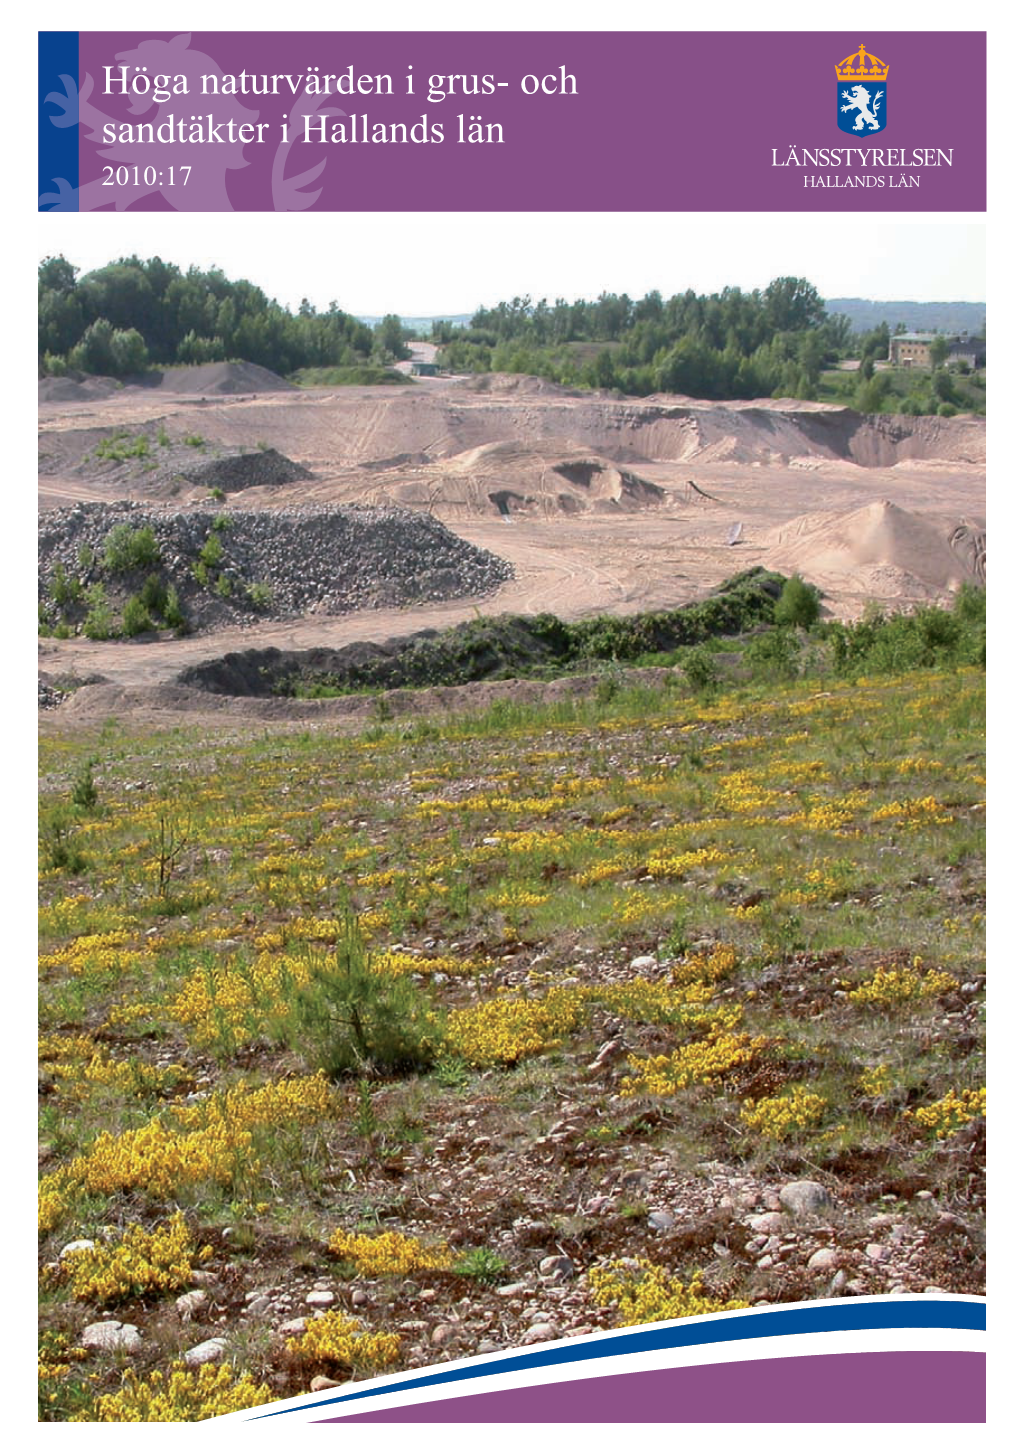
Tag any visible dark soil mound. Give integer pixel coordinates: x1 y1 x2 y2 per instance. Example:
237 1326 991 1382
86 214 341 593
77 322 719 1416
39 375 122 403
153 361 295 394
180 449 313 493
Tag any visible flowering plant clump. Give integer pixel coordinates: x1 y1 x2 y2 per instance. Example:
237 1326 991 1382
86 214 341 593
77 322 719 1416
621 1029 770 1098
444 988 586 1066
40 930 147 976
370 948 486 978
38 1074 333 1232
39 1032 190 1101
584 978 737 1030
858 1064 893 1097
871 795 954 828
326 1228 452 1275
910 1087 986 1139
739 1086 828 1140
59 1211 208 1304
286 1311 401 1372
95 1364 272 1421
587 1262 744 1326
38 1329 86 1385
671 944 740 987
846 958 959 1007
646 846 728 880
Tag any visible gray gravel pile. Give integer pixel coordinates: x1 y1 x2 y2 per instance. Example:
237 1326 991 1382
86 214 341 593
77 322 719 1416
176 449 313 492
38 501 513 631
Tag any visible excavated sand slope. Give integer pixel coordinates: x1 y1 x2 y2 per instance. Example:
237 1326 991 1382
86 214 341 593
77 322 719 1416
764 500 985 599
86 382 981 476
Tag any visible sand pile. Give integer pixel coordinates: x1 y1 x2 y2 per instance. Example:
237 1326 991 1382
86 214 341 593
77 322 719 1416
764 500 986 597
370 440 666 517
461 372 582 397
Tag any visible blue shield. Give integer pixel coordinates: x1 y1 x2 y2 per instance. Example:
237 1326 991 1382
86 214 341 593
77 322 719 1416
837 82 886 135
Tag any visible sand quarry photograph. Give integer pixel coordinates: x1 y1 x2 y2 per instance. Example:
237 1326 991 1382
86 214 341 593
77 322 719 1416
37 224 985 1421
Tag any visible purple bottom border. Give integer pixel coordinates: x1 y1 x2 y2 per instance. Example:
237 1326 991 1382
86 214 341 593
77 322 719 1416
321 1351 984 1424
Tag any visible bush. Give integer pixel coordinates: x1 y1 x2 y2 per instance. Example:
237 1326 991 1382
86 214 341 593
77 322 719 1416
70 759 98 810
122 595 154 636
829 600 981 676
40 804 87 873
139 573 167 617
245 582 273 609
681 647 718 693
198 532 224 569
103 524 160 573
774 573 820 630
83 583 116 640
163 584 186 632
745 628 799 680
49 563 83 612
274 906 445 1077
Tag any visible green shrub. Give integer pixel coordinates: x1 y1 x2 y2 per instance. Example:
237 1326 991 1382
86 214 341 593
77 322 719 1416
163 585 187 632
94 430 151 462
40 804 87 873
122 595 154 637
453 1248 509 1285
829 599 981 676
139 573 167 617
774 574 820 630
103 524 160 573
49 564 83 612
953 584 985 626
246 582 273 609
681 647 718 693
745 628 799 680
71 759 98 810
83 584 116 640
273 906 445 1077
198 533 224 569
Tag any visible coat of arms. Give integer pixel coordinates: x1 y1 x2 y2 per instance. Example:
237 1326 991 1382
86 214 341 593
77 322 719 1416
835 44 889 135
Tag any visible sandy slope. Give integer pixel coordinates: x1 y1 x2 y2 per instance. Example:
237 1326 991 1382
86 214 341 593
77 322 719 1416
38 372 985 723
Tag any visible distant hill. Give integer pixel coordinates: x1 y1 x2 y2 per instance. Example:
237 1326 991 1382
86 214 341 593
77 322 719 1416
367 302 988 339
825 298 985 335
359 314 471 330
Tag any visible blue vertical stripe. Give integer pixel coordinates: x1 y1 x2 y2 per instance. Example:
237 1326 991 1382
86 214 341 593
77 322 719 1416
39 31 79 210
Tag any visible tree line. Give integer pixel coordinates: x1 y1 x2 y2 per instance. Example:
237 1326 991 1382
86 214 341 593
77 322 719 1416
431 278 853 401
38 255 410 379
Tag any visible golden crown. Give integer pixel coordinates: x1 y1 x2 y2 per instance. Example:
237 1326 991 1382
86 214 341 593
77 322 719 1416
835 44 889 84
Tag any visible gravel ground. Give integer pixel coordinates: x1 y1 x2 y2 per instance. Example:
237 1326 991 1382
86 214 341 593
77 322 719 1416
38 501 514 633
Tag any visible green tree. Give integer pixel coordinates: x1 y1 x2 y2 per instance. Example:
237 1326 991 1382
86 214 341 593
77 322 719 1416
375 314 410 361
774 574 820 630
929 335 950 370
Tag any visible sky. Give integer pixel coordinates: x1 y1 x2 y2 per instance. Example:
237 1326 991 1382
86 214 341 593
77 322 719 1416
39 213 985 319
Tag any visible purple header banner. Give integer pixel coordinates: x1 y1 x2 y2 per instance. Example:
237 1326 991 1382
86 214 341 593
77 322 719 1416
43 30 985 212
